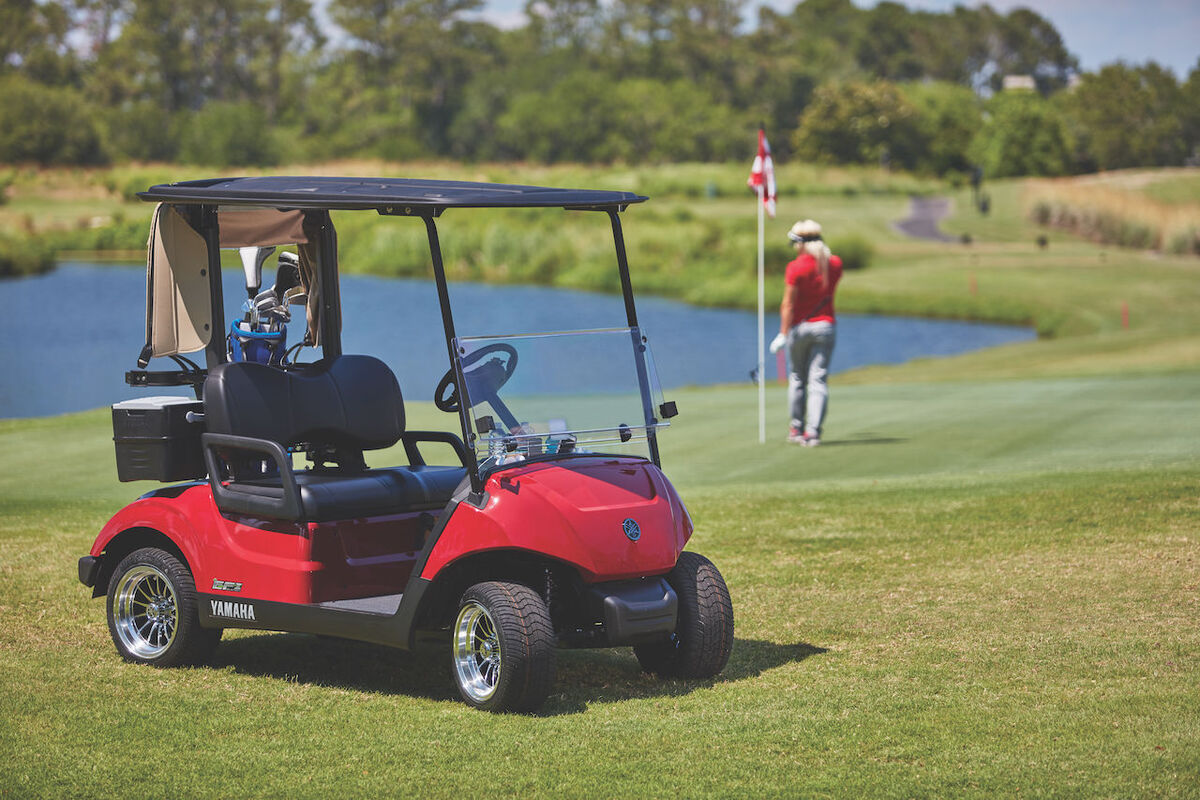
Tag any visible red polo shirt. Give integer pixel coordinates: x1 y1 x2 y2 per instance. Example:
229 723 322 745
785 252 843 326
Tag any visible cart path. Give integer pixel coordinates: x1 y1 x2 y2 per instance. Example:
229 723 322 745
894 195 957 242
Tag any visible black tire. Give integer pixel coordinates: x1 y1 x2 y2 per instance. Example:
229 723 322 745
450 581 556 713
105 547 221 667
634 551 734 679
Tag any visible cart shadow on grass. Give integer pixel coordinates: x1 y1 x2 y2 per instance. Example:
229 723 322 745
211 634 826 716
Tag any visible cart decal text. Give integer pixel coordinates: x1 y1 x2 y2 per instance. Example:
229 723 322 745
210 600 256 620
212 580 243 592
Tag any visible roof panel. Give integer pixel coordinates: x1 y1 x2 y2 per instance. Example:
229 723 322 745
138 176 647 211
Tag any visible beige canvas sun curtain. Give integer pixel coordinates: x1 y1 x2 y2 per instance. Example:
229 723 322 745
144 205 319 358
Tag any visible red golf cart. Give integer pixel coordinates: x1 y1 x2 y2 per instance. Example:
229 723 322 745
77 177 733 712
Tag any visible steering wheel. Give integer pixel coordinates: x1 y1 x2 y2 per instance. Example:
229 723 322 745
435 342 519 413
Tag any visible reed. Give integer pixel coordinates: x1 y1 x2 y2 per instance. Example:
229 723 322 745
1027 175 1200 256
0 233 53 276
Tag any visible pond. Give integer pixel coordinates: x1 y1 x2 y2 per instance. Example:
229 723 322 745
0 262 1034 419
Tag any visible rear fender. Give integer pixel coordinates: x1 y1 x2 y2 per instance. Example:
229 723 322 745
89 495 208 597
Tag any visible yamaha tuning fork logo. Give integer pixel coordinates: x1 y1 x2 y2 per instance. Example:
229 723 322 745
622 518 641 542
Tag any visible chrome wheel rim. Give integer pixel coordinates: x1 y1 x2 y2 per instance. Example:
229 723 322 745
114 565 178 659
453 601 501 703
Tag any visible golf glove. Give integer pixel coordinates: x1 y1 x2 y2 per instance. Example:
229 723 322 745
769 332 787 354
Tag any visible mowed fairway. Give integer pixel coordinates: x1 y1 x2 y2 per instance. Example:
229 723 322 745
1 367 1197 797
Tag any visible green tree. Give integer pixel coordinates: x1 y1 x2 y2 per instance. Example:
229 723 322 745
524 0 604 54
855 1 924 81
970 90 1072 177
82 0 320 114
1064 62 1187 170
610 78 746 162
792 80 923 169
0 74 107 164
494 73 627 162
1182 60 1200 163
494 75 744 163
741 3 856 157
98 100 179 162
177 101 281 166
988 7 1076 93
329 0 494 152
0 0 77 84
901 81 981 175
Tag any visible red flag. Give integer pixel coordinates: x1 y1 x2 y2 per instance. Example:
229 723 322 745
747 128 777 218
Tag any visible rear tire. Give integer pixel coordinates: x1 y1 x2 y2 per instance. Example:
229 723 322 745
450 581 556 713
634 551 733 679
106 547 221 667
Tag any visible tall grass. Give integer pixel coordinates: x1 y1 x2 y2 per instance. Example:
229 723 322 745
332 205 766 305
0 160 917 292
1027 176 1200 256
0 233 53 276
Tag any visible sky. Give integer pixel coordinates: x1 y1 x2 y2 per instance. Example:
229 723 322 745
463 0 1200 79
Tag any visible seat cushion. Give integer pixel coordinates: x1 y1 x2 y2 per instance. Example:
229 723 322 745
238 466 467 522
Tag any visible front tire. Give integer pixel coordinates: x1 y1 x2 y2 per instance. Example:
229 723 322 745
634 551 734 679
106 547 220 667
450 581 556 713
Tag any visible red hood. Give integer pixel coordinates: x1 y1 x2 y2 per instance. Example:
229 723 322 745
421 457 692 582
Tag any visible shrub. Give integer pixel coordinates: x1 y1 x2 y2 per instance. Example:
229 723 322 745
829 234 875 270
99 101 180 163
1026 178 1200 255
1167 227 1200 256
178 102 281 167
38 212 152 253
0 235 54 277
0 75 108 165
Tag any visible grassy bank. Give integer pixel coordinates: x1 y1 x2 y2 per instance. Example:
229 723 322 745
5 161 1200 381
0 159 923 278
2 368 1198 797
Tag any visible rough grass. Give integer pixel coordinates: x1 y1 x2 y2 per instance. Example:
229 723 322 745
1 370 1198 797
1025 169 1200 256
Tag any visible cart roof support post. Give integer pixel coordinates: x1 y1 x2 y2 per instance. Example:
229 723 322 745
608 210 639 329
424 215 483 495
608 210 661 468
313 210 342 359
200 205 225 370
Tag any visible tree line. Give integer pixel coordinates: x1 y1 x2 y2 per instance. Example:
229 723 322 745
2 0 1198 176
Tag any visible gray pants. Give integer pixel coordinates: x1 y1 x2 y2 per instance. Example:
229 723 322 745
787 321 835 437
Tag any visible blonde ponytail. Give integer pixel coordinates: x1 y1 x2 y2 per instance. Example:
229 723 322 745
804 240 831 287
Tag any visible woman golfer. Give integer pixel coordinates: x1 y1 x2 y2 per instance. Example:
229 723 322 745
769 219 843 446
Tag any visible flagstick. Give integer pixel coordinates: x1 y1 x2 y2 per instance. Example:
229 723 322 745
757 183 766 445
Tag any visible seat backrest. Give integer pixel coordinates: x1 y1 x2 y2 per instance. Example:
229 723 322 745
204 355 405 451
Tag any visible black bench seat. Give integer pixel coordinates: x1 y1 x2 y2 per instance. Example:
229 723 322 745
235 465 467 522
201 356 469 522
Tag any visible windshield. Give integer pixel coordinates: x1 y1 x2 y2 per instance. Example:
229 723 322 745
453 327 669 468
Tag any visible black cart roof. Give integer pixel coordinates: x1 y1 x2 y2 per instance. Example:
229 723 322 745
139 176 647 212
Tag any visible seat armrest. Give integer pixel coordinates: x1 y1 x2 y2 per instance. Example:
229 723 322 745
402 430 472 468
201 432 303 520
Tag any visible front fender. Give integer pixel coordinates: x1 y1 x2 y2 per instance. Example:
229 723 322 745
421 457 692 583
